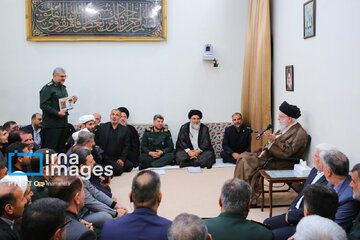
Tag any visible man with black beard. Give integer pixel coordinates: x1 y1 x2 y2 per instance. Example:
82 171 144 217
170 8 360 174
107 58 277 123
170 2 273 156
95 109 132 176
220 112 251 164
234 101 308 201
175 110 215 168
118 107 140 168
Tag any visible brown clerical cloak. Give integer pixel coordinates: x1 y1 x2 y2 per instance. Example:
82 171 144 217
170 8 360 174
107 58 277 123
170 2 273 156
234 122 308 199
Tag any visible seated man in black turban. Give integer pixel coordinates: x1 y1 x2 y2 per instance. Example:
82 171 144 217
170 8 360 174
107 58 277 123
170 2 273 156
118 107 140 168
234 101 308 201
175 110 215 168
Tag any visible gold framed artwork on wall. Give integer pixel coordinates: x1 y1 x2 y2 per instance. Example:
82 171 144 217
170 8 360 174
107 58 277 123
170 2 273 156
26 0 167 42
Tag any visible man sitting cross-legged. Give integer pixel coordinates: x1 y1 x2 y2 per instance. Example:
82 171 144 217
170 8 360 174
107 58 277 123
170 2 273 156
139 114 175 170
176 109 215 168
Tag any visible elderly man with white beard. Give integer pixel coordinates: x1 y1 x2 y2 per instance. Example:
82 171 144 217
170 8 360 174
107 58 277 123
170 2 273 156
175 110 215 169
234 101 308 201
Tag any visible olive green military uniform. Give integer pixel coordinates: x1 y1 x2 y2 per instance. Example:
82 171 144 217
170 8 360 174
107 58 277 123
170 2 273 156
29 175 49 202
139 127 175 168
40 80 68 153
204 212 273 240
349 212 360 239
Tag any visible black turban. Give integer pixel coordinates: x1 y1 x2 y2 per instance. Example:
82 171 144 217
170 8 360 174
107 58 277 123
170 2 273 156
188 109 202 119
279 101 301 119
118 107 129 118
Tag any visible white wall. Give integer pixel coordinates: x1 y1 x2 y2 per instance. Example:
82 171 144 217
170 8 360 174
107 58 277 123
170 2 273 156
271 0 360 166
0 1 248 139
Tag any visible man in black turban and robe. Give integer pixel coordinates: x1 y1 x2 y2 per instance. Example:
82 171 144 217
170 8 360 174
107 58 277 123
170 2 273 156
175 110 215 168
234 101 308 201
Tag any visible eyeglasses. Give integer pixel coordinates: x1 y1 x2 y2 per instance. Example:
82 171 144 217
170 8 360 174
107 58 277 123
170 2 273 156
58 219 72 229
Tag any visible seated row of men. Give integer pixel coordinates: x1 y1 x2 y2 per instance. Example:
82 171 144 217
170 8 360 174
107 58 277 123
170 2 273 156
1 160 359 240
0 107 253 176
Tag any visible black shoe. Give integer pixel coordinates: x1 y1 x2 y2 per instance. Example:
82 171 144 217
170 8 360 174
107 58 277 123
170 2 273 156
139 163 151 170
179 161 192 168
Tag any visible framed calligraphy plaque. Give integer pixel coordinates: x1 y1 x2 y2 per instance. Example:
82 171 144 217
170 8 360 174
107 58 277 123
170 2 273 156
26 0 167 41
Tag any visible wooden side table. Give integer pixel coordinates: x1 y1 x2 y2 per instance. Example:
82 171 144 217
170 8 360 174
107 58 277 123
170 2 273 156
259 169 308 217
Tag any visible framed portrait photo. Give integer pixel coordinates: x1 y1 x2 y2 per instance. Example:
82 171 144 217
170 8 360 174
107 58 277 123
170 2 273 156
285 65 294 91
303 0 316 39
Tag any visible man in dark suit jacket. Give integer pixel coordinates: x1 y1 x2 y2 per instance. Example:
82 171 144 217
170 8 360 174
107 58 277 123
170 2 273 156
175 110 215 168
101 170 172 240
321 149 360 233
48 175 97 240
20 113 44 151
221 112 251 164
0 182 27 240
95 109 131 176
263 144 334 240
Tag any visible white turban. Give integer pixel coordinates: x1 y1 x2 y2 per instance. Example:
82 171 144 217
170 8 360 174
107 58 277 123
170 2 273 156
72 128 90 142
78 115 95 125
0 171 28 194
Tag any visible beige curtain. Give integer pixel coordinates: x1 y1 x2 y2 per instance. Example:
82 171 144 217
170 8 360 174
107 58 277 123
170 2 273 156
241 0 272 151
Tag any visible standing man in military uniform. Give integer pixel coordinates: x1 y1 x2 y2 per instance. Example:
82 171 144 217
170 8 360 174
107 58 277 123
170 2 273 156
139 114 175 169
40 67 78 153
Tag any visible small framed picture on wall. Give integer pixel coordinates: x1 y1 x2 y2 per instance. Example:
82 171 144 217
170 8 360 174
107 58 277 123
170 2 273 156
285 65 294 91
304 0 316 39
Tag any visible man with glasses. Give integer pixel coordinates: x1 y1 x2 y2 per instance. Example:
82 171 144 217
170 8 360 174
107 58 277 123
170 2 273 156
234 101 308 201
263 144 334 240
40 67 78 153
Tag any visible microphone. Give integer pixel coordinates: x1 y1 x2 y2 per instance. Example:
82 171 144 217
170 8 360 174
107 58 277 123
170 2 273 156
247 126 259 134
256 124 273 140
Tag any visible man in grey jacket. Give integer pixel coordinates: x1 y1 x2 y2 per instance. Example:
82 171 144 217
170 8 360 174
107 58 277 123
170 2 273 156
74 148 127 228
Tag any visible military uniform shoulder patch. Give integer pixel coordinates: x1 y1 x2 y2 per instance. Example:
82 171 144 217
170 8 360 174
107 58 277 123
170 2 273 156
164 128 168 132
146 127 152 132
47 81 54 86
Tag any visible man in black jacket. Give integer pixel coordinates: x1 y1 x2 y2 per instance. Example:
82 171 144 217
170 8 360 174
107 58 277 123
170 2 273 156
175 110 215 168
20 113 44 151
0 182 27 240
48 175 97 240
95 109 132 176
220 112 251 164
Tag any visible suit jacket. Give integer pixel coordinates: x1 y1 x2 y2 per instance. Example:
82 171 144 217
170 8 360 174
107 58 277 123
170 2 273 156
262 122 308 159
222 124 251 155
287 167 328 224
331 175 360 232
100 208 172 240
20 124 44 150
0 218 21 240
65 211 96 240
78 177 117 218
204 212 273 240
175 122 214 153
95 122 130 161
